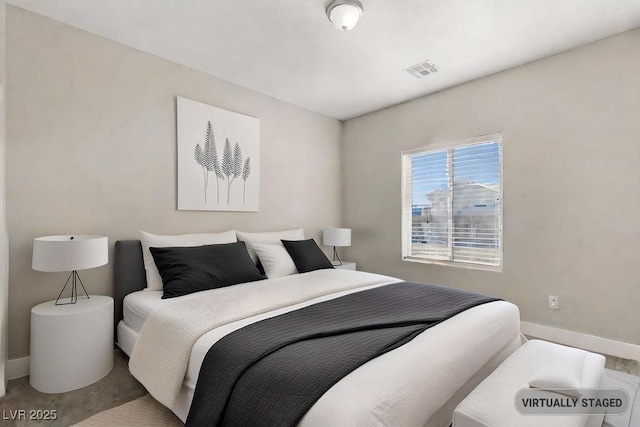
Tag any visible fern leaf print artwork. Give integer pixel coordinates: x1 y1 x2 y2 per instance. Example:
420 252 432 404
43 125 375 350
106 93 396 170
179 97 259 211
242 158 251 204
221 138 234 204
194 143 207 202
205 121 225 204
194 121 224 203
228 143 243 204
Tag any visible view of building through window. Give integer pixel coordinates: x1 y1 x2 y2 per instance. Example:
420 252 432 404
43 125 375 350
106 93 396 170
404 137 502 267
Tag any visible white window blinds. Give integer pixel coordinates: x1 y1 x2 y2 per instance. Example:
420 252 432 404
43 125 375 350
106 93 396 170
402 135 502 268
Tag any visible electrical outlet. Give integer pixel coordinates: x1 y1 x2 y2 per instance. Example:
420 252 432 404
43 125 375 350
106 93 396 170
548 295 559 309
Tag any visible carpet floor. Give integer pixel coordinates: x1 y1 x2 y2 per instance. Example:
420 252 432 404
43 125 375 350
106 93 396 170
603 369 640 427
0 350 146 426
71 395 181 427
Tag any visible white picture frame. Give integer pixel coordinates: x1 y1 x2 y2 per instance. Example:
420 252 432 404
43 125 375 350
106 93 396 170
177 97 260 211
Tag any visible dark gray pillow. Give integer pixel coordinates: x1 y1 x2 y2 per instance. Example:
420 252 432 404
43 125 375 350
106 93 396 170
150 241 266 299
281 239 334 273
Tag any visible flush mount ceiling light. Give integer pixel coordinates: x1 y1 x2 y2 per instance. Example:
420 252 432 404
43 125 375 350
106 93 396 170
326 0 364 31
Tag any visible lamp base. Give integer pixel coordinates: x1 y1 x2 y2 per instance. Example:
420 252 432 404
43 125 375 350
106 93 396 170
55 270 90 305
332 246 343 266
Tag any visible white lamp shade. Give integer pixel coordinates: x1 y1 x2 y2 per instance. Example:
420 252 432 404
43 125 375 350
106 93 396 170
323 228 352 247
327 0 363 31
32 235 108 272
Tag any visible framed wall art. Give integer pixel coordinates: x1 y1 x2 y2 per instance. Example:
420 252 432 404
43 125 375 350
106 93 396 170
177 97 259 211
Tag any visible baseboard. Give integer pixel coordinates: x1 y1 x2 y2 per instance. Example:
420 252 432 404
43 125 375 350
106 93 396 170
6 356 29 380
521 321 640 362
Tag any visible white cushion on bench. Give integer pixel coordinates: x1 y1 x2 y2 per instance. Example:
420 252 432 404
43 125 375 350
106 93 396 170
453 339 606 427
528 344 587 396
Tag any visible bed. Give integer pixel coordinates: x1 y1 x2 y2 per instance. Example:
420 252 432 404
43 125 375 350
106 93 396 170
114 239 521 426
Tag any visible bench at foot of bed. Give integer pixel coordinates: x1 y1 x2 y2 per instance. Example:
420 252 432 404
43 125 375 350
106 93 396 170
454 339 606 427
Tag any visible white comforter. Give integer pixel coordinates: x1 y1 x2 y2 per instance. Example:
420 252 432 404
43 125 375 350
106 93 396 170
130 269 520 426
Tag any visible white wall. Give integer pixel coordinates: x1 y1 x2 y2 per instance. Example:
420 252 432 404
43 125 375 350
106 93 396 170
343 28 640 346
6 7 343 360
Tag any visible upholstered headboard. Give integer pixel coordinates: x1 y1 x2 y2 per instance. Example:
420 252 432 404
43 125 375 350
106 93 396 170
113 240 147 337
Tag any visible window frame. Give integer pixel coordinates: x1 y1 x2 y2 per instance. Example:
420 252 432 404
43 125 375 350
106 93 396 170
401 133 503 272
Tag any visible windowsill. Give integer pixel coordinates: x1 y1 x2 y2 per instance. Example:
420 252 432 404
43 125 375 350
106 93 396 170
402 256 503 273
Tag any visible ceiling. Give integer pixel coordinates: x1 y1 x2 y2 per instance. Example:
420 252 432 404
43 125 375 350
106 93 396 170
8 0 640 120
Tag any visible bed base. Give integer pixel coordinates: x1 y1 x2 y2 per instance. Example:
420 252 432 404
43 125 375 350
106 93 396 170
113 240 147 341
116 320 137 357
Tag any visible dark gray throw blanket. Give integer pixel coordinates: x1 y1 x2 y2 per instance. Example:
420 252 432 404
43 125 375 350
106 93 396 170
186 281 499 427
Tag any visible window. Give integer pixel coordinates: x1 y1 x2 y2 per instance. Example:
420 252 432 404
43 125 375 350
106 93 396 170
402 134 502 269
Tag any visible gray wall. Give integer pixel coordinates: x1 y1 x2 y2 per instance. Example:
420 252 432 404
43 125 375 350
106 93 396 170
343 28 640 345
6 7 343 359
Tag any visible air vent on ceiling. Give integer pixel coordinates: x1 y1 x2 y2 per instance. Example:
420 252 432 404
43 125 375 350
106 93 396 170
404 60 439 78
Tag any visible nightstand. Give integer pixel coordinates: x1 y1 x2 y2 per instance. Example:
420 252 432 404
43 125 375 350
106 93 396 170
333 261 356 271
30 296 114 393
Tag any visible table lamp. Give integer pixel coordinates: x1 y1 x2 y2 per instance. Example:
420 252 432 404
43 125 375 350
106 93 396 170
32 235 108 305
322 227 351 266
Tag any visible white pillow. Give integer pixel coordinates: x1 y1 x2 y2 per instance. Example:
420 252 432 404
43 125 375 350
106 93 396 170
236 228 304 264
139 230 237 291
253 243 298 279
528 347 587 397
